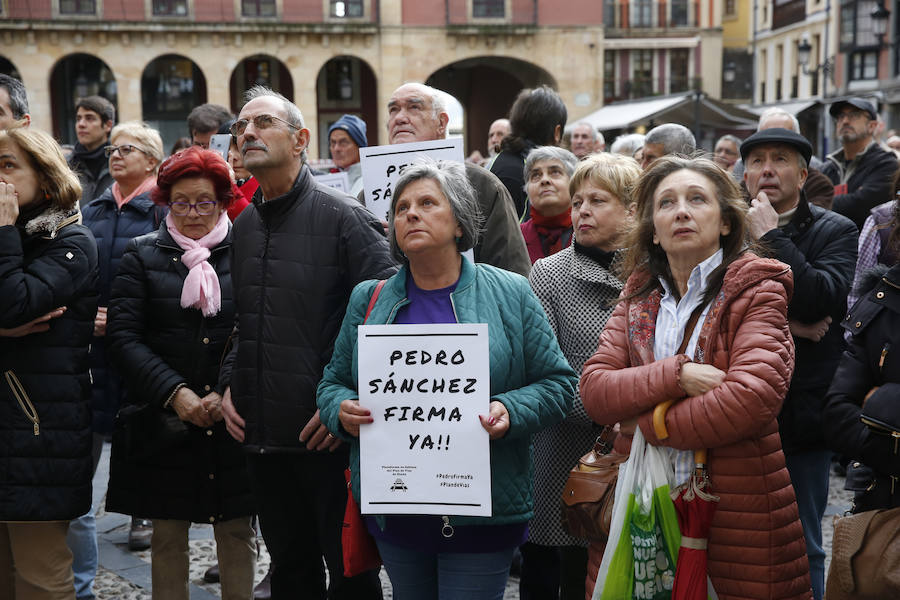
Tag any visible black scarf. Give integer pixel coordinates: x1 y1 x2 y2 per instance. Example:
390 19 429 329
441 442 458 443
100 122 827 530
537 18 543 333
574 241 616 270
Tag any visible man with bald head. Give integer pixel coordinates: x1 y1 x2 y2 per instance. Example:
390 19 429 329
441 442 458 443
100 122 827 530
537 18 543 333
487 118 510 159
385 83 530 275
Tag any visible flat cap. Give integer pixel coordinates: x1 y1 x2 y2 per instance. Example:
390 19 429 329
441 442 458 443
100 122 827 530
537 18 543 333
739 127 813 165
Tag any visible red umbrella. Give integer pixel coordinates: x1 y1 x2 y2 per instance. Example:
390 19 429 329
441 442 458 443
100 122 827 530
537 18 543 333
669 450 719 600
654 402 720 600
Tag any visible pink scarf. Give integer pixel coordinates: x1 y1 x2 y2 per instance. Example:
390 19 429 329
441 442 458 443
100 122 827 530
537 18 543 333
165 211 229 317
112 177 157 210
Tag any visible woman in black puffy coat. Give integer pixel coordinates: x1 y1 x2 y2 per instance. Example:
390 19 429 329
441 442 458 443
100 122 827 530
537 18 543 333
0 126 99 597
824 200 900 515
106 147 255 600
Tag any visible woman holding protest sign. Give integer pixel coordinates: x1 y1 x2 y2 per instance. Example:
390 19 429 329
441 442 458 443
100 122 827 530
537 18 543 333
317 158 576 599
579 156 811 599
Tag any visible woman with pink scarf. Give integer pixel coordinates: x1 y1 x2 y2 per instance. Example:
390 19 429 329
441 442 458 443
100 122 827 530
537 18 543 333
106 147 256 600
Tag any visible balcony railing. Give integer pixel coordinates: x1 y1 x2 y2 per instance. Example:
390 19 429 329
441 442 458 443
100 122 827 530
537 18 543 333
603 76 699 104
603 0 699 30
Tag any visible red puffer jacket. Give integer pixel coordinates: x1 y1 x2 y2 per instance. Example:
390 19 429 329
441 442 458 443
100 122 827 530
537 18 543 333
580 253 812 600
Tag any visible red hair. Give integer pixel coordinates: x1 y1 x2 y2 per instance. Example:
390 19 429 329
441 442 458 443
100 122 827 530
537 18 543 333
152 146 238 210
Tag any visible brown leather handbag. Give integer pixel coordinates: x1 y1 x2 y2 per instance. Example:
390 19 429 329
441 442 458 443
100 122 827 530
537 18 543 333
825 504 900 599
560 427 628 542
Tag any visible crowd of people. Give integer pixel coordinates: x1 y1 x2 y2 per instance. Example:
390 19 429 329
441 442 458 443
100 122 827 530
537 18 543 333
1 66 899 600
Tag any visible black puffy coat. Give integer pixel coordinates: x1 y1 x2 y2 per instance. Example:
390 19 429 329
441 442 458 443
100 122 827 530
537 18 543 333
759 196 858 452
105 221 253 523
825 263 900 513
822 142 898 230
82 188 167 435
0 208 99 521
219 164 396 453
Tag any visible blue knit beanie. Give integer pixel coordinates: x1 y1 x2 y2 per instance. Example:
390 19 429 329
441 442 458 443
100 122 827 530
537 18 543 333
328 114 368 148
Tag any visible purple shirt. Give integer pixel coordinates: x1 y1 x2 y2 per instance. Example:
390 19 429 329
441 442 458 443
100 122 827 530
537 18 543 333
366 270 528 553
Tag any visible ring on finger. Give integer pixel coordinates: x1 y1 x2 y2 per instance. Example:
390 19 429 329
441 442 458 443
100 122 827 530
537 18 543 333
327 432 336 439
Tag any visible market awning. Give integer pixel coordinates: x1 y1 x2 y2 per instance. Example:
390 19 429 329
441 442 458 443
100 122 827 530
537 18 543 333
740 100 819 116
570 92 759 133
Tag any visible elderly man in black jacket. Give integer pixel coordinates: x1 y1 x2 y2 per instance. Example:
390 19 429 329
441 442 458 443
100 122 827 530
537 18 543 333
822 98 898 230
743 128 858 600
220 86 394 599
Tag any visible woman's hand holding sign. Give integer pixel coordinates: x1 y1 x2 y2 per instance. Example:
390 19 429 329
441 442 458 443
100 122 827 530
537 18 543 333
339 399 374 437
479 401 510 440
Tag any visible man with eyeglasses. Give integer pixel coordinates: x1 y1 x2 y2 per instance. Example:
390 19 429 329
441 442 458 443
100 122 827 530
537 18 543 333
219 86 394 599
328 114 367 197
822 98 898 230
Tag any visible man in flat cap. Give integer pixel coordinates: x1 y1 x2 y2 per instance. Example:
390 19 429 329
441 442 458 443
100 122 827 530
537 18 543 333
822 98 898 229
743 128 857 600
328 114 368 197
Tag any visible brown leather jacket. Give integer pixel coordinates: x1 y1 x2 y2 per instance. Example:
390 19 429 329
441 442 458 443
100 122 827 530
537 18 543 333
581 253 812 600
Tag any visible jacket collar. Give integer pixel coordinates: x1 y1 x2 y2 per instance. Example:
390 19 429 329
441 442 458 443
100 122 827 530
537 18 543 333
253 163 311 222
386 254 476 300
567 245 623 289
92 187 156 214
780 192 815 238
23 206 81 239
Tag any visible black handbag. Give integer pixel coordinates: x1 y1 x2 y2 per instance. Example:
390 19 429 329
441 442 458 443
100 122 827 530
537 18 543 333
113 402 190 460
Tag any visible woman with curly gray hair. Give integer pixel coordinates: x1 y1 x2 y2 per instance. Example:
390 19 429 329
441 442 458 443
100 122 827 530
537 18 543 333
318 158 576 599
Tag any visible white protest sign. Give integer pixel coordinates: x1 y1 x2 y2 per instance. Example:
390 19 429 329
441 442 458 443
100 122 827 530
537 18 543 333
359 138 465 223
313 171 351 194
357 323 491 517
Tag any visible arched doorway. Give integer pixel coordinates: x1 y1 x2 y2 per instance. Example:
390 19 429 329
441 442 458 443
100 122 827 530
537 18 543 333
315 56 378 161
426 57 557 156
141 54 207 152
49 54 118 145
230 54 294 114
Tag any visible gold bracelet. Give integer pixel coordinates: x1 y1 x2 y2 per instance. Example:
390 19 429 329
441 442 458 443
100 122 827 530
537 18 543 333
163 383 187 409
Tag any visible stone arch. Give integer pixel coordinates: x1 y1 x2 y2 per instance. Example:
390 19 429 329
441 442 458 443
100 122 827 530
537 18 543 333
426 55 557 155
314 55 378 160
229 54 294 114
48 53 118 145
140 54 207 152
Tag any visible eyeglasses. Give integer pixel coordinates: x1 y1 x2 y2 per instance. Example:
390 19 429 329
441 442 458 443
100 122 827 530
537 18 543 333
104 144 150 158
833 110 868 123
230 114 299 137
168 201 218 216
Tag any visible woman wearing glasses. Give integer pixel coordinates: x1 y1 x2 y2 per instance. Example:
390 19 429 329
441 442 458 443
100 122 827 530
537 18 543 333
106 147 256 600
81 121 168 550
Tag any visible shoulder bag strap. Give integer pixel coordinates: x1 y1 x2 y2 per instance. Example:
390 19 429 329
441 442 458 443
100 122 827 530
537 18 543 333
363 280 387 324
676 303 706 356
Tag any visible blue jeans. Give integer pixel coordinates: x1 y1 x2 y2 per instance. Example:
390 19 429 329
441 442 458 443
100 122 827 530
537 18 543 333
67 434 104 599
376 538 514 600
785 449 831 600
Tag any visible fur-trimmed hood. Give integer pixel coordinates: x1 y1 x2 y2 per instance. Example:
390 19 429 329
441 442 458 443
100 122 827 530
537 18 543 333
24 205 81 239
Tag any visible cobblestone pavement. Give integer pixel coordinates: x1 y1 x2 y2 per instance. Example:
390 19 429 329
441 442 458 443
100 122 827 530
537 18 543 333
91 443 853 599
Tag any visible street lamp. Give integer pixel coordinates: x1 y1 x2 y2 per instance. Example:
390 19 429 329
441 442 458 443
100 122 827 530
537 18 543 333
871 5 890 38
797 38 835 84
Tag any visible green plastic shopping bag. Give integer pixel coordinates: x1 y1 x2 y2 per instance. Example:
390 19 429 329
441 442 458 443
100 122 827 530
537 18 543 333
592 426 682 600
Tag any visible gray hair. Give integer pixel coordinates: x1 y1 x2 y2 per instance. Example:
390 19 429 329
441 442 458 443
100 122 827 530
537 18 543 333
610 133 645 156
757 107 800 133
389 159 483 264
523 146 578 184
398 82 448 124
572 121 598 141
715 134 742 148
110 121 164 170
645 123 696 155
244 85 307 162
0 74 29 120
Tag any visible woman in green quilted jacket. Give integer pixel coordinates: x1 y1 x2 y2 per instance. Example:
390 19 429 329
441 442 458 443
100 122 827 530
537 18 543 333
317 158 576 600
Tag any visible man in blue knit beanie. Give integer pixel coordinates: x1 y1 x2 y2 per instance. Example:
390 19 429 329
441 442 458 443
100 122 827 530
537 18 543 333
328 114 367 196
